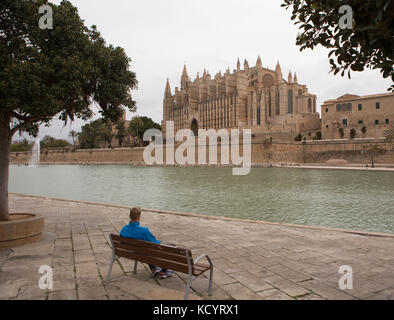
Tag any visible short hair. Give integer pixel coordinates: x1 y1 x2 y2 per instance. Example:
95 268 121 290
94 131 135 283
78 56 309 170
130 207 141 221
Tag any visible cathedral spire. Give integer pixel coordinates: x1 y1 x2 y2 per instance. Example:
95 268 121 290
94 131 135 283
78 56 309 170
288 70 292 84
275 61 283 83
181 64 189 89
293 72 298 83
237 58 241 71
244 59 249 71
203 68 207 79
165 78 172 97
256 55 262 68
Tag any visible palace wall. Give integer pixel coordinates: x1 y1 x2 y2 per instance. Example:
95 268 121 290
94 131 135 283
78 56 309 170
10 140 394 165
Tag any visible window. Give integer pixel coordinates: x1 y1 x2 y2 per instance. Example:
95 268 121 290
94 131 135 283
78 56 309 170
358 120 363 124
347 103 352 111
336 104 341 112
288 90 293 113
325 108 328 112
358 104 362 111
326 125 329 128
342 104 346 111
386 119 390 124
257 107 261 125
375 120 379 125
343 119 348 126
376 102 380 109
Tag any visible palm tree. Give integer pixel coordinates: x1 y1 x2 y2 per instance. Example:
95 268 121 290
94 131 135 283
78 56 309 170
69 130 78 147
384 126 394 142
128 116 144 146
362 144 386 168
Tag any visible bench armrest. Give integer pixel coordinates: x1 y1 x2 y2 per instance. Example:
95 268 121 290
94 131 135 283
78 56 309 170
194 254 213 268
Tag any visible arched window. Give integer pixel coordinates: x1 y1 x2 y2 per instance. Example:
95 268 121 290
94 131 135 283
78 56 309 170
257 107 261 125
342 104 346 111
308 98 312 112
288 89 293 113
347 103 352 111
336 104 341 112
313 99 316 113
276 91 280 115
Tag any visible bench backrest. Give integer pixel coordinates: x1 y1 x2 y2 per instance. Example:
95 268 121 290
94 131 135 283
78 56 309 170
110 234 194 274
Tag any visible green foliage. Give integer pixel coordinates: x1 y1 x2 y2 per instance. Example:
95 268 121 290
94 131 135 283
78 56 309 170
294 133 303 141
10 139 33 152
350 128 356 139
115 120 127 147
78 119 108 149
0 0 138 137
69 130 78 146
362 144 386 167
383 126 394 141
128 116 161 145
282 0 394 92
41 135 70 149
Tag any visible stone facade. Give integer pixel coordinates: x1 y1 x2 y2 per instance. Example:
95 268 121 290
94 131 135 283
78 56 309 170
10 139 394 165
162 57 321 140
321 93 394 139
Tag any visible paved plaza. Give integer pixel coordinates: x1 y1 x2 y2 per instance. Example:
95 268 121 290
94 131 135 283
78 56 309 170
1 193 393 300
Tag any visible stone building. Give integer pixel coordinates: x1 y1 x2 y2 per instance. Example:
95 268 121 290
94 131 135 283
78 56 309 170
321 93 394 139
162 56 320 141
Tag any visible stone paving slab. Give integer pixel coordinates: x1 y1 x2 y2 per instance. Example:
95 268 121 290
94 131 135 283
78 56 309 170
1 194 393 300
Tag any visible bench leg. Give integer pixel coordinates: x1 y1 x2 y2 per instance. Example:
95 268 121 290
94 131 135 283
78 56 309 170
208 266 213 296
105 255 116 283
184 273 193 300
133 260 138 274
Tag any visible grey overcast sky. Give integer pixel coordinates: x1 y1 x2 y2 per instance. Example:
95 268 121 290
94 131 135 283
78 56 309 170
17 0 392 141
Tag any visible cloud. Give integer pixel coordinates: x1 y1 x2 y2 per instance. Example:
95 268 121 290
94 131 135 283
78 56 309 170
16 0 391 141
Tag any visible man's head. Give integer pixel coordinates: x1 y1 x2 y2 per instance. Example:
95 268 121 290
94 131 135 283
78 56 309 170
129 207 141 222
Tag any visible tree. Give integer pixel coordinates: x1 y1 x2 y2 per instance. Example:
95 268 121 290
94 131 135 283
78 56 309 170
10 139 33 152
128 116 161 146
350 128 356 139
282 0 394 92
69 130 78 146
41 135 70 149
0 1 138 221
128 116 144 146
78 119 107 149
115 120 127 147
101 121 114 148
384 126 394 142
362 144 386 168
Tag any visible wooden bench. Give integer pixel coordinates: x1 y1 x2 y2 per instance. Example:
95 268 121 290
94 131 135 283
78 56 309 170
105 234 214 300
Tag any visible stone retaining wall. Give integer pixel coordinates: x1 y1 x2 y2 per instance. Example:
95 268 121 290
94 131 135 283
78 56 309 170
9 139 394 165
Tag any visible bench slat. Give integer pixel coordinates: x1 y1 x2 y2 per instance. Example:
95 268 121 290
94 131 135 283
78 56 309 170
114 242 189 264
115 248 189 274
111 234 190 256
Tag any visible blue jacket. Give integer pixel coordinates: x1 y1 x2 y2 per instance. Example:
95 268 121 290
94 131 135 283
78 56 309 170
120 222 161 244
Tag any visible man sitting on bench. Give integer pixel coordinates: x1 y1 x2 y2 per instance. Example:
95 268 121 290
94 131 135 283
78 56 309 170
120 207 174 279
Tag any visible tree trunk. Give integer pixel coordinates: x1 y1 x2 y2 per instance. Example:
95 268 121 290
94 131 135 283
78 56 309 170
0 116 11 221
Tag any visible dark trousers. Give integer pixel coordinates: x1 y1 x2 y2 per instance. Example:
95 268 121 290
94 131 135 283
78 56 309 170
149 243 176 273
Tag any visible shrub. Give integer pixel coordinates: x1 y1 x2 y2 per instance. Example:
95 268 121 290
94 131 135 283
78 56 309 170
294 134 302 141
350 128 356 139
